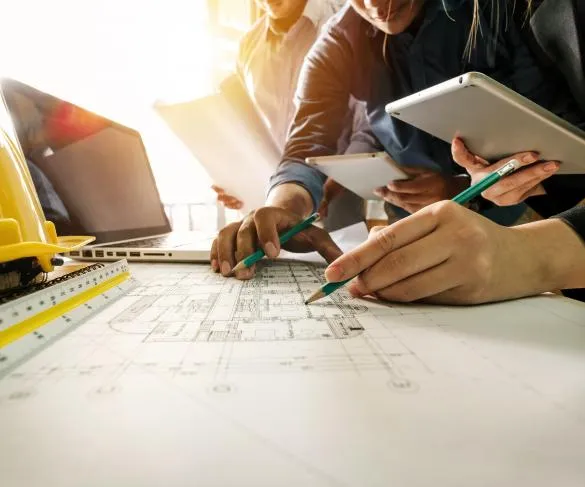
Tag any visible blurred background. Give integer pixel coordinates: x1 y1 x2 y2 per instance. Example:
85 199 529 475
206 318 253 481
0 0 258 231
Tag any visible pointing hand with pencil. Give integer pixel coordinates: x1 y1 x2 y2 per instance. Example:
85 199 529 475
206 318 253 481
318 198 572 306
210 207 342 280
308 157 571 306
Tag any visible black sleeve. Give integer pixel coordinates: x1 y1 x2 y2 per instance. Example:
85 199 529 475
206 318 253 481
526 176 585 218
554 205 585 301
555 205 585 242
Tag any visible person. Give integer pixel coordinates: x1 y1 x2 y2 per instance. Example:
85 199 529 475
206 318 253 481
212 0 584 283
212 0 377 230
265 0 583 227
321 0 585 304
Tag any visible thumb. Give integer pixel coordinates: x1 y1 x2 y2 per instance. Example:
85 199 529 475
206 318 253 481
520 183 547 200
451 138 489 170
323 179 344 201
399 165 433 177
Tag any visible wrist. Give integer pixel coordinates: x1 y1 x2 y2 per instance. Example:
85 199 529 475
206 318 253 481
512 218 585 292
266 183 313 217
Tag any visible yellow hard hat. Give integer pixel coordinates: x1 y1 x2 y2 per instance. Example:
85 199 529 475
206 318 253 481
0 88 94 274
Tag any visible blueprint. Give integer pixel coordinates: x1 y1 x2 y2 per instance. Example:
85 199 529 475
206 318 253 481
2 260 585 487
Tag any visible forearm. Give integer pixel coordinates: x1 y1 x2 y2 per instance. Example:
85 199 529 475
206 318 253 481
266 183 313 218
514 218 585 292
281 24 353 164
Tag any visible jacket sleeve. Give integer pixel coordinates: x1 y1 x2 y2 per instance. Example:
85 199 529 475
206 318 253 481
268 23 355 211
554 205 585 301
555 205 585 243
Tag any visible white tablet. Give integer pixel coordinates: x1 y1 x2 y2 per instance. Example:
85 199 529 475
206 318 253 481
306 152 408 200
385 72 585 175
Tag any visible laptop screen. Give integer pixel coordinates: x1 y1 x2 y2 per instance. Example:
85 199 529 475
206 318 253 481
2 79 171 244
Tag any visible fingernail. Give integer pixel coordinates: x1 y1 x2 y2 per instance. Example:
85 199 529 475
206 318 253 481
373 188 382 196
211 259 218 271
544 161 559 172
265 242 278 258
221 261 231 275
522 153 538 163
325 264 344 282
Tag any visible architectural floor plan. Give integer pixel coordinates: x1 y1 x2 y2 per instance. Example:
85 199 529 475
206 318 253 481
114 261 368 343
2 261 585 487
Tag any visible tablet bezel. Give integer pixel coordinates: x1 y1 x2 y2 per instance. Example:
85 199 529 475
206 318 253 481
385 72 585 174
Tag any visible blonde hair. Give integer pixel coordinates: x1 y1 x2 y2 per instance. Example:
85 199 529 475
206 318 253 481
382 0 534 63
464 0 533 59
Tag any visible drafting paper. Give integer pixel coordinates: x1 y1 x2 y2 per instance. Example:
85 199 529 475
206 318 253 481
2 258 585 486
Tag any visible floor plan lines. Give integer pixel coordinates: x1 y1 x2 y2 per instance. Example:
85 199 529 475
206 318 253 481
108 262 371 343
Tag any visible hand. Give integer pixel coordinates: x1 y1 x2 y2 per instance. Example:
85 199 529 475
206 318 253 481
210 206 342 280
318 178 345 218
451 137 560 206
324 200 582 305
211 185 244 210
374 166 469 214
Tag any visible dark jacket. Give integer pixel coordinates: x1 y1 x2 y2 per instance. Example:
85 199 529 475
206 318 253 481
269 0 584 226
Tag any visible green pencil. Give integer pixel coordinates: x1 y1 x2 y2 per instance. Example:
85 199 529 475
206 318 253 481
231 212 320 274
451 159 521 205
305 159 522 304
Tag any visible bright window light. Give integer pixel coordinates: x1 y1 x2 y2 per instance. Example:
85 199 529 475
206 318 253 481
0 0 241 224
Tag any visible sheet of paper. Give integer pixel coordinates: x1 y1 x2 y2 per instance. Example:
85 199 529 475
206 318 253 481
156 82 281 213
2 260 585 487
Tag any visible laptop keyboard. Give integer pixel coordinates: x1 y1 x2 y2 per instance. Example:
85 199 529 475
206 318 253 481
105 233 211 249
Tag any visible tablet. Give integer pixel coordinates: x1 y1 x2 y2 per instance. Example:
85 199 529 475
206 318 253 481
306 152 408 200
385 72 585 175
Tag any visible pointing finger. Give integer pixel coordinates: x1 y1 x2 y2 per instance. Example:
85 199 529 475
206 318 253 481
325 208 438 282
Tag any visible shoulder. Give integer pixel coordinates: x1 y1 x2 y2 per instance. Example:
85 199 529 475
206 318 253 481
310 3 371 56
321 3 366 37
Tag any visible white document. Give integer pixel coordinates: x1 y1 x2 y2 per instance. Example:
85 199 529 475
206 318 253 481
2 260 585 487
156 89 281 213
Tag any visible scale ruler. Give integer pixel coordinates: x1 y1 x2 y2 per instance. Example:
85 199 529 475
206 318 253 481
0 260 137 373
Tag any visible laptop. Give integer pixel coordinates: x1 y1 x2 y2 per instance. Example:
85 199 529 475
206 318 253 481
2 78 213 262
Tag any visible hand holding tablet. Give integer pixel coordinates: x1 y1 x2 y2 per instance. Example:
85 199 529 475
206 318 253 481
306 152 408 201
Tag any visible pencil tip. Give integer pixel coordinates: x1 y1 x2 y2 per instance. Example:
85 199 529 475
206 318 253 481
304 290 324 305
